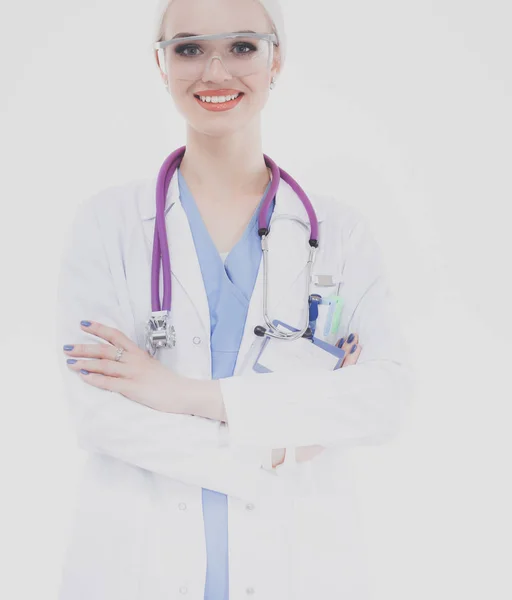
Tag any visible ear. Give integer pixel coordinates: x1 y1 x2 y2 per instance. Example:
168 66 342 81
271 44 282 80
154 49 168 84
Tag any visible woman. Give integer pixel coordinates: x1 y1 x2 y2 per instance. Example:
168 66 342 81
55 0 414 598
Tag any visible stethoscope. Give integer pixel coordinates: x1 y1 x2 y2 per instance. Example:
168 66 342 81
145 145 320 357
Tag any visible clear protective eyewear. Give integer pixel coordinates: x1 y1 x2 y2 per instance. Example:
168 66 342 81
154 31 278 81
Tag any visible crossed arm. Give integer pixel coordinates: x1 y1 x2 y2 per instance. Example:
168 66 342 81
56 195 414 499
62 318 362 468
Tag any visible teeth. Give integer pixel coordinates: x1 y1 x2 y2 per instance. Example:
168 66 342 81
198 93 240 103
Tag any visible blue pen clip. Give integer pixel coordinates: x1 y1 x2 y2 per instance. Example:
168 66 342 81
308 294 322 338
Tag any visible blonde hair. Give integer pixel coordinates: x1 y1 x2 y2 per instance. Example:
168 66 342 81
152 0 287 72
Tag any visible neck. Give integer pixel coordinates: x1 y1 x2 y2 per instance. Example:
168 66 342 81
179 118 271 197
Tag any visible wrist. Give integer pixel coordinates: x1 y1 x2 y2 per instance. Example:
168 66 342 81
180 376 227 422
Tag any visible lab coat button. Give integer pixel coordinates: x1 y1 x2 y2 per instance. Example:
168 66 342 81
245 503 255 511
193 336 201 345
178 502 187 511
246 587 255 595
179 585 188 594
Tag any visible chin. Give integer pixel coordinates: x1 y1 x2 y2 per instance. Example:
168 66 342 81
191 109 256 135
192 119 248 138
174 93 266 135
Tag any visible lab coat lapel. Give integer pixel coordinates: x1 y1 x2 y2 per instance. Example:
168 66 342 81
139 172 211 340
233 178 324 376
138 168 325 378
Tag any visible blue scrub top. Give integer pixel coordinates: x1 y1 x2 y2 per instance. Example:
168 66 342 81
177 168 275 600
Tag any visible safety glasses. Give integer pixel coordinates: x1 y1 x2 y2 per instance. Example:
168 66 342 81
154 31 278 80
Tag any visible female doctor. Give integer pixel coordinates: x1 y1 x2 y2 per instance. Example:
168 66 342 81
55 0 415 598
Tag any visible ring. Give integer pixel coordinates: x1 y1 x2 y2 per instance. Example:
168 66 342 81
114 347 125 362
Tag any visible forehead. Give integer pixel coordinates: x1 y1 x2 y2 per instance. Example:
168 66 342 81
164 0 271 37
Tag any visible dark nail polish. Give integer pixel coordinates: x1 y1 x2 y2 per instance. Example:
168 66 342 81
80 369 89 374
337 338 345 348
347 333 354 344
66 359 77 364
350 344 357 354
80 320 91 327
63 345 74 351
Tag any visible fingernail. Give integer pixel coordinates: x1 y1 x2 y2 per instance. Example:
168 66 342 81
350 344 357 354
347 333 354 344
66 359 77 364
63 345 74 351
337 338 345 348
80 369 89 374
80 321 92 327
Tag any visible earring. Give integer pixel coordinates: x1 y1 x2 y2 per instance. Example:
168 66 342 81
270 76 276 90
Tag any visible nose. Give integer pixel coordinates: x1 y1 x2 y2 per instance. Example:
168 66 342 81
201 55 232 83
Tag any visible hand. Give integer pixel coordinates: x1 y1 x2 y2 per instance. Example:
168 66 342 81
62 320 186 414
271 331 362 468
336 332 363 367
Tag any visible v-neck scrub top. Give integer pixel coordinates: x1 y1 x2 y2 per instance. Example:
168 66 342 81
177 169 275 600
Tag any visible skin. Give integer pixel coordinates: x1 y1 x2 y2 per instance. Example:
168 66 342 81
63 0 363 468
157 0 281 253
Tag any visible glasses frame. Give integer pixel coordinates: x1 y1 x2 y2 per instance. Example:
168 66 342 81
154 31 278 51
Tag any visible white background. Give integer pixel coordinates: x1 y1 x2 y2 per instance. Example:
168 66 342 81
1 0 510 598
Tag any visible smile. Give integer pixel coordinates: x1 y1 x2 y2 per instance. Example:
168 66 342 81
193 92 244 112
196 92 241 103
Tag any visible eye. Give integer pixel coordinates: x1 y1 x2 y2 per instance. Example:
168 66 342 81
232 42 257 55
174 43 202 57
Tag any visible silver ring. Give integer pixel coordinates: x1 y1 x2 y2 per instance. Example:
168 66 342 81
114 347 125 362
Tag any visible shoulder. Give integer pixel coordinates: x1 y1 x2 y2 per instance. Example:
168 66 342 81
83 177 152 219
308 190 369 237
306 190 383 275
72 177 154 237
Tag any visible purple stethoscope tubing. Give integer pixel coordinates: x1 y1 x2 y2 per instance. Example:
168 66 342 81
151 145 319 313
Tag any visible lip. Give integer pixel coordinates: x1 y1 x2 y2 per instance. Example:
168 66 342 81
194 92 244 112
194 89 243 96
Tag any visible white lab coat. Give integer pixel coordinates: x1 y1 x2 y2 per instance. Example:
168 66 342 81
54 168 415 600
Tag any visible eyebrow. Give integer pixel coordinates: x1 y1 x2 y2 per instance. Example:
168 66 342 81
172 29 257 39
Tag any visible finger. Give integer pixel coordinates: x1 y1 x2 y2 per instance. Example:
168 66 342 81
335 332 359 349
78 370 127 394
271 448 286 468
63 341 117 360
343 343 362 367
79 321 139 353
336 332 360 367
66 357 127 378
295 445 324 463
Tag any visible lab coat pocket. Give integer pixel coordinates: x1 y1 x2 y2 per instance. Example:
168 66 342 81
290 494 371 600
289 450 372 600
59 455 148 600
309 280 344 344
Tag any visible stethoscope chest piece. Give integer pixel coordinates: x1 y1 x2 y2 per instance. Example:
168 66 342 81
145 310 176 356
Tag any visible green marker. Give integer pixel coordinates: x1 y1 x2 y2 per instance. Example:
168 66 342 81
330 296 344 335
322 295 344 344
